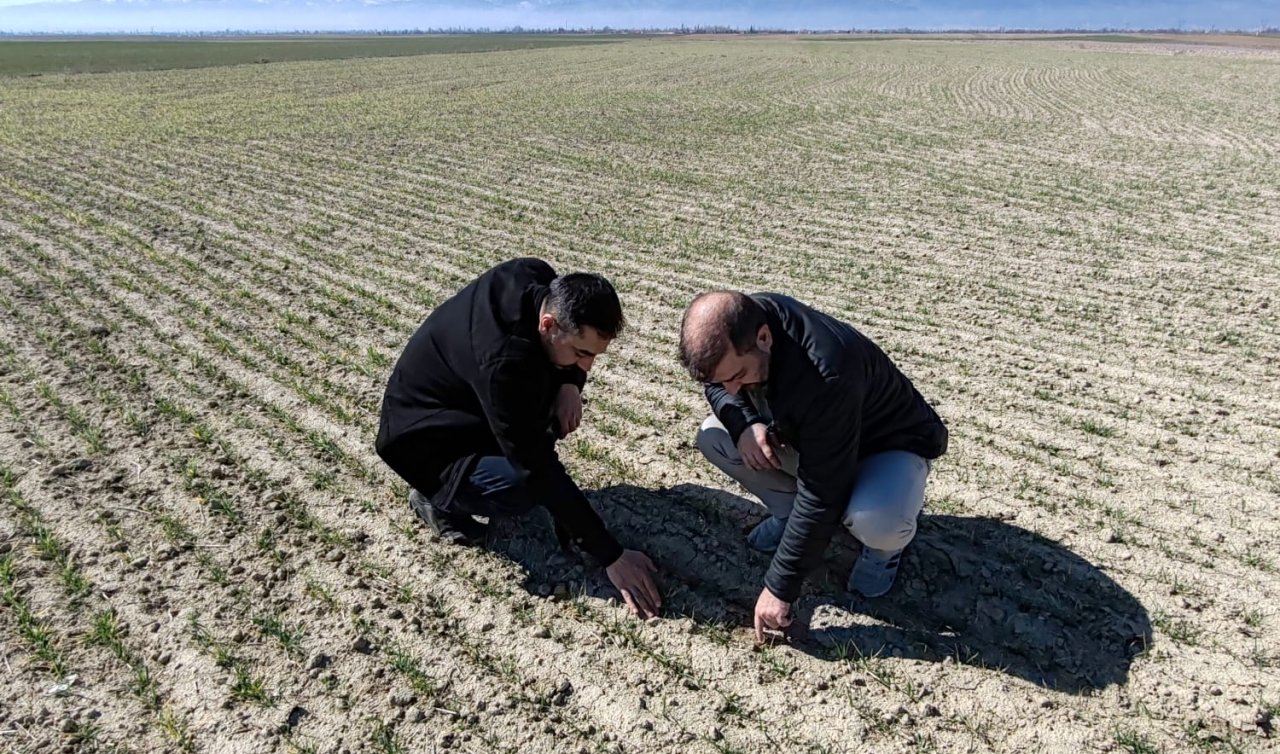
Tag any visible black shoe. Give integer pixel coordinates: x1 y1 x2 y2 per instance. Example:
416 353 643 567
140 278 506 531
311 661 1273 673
408 490 487 546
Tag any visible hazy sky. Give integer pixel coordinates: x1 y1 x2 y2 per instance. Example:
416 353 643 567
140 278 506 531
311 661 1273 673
2 0 1277 34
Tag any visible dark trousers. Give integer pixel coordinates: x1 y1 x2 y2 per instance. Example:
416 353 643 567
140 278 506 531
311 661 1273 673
380 428 557 520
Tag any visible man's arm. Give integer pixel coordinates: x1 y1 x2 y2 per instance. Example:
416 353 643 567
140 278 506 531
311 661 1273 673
530 453 624 567
475 351 623 566
476 351 560 475
763 378 864 603
704 383 765 443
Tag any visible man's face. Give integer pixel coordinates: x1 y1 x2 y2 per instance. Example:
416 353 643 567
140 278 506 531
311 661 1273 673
708 325 771 396
540 316 611 373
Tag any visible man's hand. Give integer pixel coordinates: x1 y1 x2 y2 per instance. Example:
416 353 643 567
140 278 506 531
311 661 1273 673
753 587 792 643
554 384 583 437
738 423 782 471
606 550 662 619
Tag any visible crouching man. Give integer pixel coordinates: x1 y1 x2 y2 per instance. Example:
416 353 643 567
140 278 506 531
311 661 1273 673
376 258 661 618
678 291 946 640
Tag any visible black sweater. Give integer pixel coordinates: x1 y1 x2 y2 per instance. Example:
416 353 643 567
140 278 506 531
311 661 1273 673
706 293 948 602
376 258 622 566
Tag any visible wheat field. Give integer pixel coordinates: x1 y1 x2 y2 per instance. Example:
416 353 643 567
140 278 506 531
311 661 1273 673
1 36 1278 754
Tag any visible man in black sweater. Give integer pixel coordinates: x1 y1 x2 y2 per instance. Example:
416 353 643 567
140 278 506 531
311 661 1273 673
679 291 947 641
376 258 660 618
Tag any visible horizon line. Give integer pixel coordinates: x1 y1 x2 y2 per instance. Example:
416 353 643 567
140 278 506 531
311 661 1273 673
4 26 1280 37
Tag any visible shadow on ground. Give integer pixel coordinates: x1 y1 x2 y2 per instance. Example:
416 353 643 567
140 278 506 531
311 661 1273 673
486 482 1151 695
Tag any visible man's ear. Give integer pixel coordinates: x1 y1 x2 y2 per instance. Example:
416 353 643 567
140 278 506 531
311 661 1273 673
757 324 772 351
539 313 558 335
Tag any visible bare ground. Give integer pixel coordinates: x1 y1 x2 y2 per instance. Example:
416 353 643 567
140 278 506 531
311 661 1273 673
0 37 1278 754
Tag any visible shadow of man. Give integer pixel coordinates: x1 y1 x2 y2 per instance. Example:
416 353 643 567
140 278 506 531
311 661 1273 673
485 481 1152 695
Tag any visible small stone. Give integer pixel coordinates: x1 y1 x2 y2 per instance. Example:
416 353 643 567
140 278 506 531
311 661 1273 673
1039 697 1057 709
351 637 372 653
389 689 416 707
50 459 93 477
710 726 723 741
60 718 77 733
532 626 550 639
551 679 574 705
307 653 331 670
638 720 653 731
129 556 149 569
480 622 495 632
1256 707 1274 735
1103 529 1121 544
408 706 426 723
922 704 941 718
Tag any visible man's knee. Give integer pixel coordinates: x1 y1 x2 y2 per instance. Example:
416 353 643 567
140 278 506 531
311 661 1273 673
695 415 737 469
843 506 918 551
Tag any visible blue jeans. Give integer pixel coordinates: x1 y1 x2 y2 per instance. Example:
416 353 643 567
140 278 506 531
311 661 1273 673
453 456 537 519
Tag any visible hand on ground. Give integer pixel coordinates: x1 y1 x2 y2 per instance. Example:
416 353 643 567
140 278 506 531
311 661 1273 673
754 586 792 643
606 549 662 619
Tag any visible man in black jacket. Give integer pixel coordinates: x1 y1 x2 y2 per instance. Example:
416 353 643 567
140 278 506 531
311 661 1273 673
376 258 661 618
679 291 947 641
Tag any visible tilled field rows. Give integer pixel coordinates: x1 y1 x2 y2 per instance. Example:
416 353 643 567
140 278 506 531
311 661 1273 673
1 38 1278 754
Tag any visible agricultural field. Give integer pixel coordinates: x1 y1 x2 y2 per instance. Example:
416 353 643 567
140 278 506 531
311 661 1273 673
0 35 632 77
1 34 1278 754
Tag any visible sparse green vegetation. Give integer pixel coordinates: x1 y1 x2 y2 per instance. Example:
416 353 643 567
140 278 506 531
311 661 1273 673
0 32 1276 754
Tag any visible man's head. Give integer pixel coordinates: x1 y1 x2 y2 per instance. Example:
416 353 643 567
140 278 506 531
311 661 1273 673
538 273 625 373
678 291 771 395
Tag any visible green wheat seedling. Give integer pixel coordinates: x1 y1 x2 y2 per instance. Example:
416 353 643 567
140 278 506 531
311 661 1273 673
1115 728 1162 754
35 380 107 454
0 471 93 605
157 706 197 752
1 554 70 677
370 718 407 754
253 612 305 656
230 665 275 706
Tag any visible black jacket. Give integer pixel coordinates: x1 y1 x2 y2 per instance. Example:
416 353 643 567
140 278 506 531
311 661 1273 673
706 293 948 603
376 258 622 566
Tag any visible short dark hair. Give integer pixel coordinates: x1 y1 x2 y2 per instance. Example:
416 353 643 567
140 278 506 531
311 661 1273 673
679 291 766 382
545 273 626 339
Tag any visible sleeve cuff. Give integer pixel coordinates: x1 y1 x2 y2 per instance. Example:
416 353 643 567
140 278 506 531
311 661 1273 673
763 568 801 604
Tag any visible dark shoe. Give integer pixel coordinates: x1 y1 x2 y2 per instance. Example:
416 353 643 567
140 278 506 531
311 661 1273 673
408 490 487 546
848 546 904 598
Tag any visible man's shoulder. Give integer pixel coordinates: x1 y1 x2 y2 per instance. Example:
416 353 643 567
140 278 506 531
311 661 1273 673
483 257 557 285
756 293 861 381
